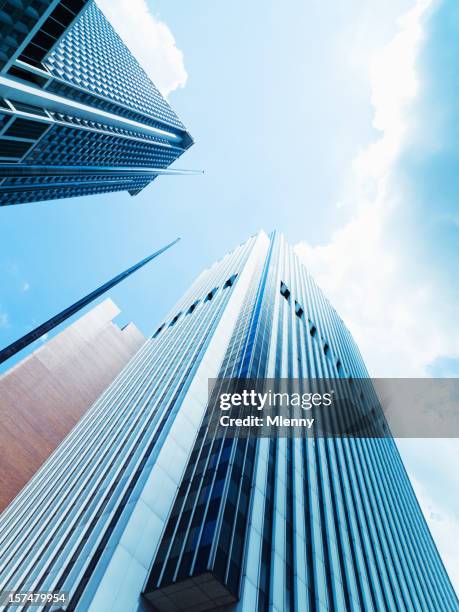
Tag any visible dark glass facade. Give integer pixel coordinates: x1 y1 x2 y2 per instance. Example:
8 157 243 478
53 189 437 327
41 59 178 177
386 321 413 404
0 1 192 206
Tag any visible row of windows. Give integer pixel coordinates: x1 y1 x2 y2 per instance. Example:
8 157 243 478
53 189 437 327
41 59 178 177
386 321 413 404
26 123 181 168
153 275 238 339
7 64 50 88
5 99 49 118
48 111 173 147
0 178 151 207
0 0 51 70
280 280 345 376
3 117 50 140
18 0 89 68
44 3 185 130
0 138 33 159
45 79 190 142
3 174 139 186
0 109 52 162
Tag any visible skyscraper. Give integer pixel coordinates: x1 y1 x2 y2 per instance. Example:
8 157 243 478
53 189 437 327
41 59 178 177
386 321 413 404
0 298 145 512
0 232 456 611
0 1 193 206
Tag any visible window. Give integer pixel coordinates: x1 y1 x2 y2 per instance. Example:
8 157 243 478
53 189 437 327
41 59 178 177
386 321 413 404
324 343 330 356
308 320 317 337
280 281 290 301
295 301 304 318
0 138 32 158
336 360 344 376
224 274 238 288
10 100 49 117
4 118 49 139
153 324 165 338
205 288 218 303
187 300 199 315
7 67 49 88
169 312 182 327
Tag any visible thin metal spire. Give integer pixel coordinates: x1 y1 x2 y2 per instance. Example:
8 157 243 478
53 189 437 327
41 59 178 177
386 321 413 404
0 238 180 365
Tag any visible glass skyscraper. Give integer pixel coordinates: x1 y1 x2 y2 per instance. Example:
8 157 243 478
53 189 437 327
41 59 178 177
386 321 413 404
0 0 193 206
0 232 456 611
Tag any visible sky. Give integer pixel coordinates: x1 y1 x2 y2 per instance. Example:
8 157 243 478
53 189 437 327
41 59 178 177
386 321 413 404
0 0 458 593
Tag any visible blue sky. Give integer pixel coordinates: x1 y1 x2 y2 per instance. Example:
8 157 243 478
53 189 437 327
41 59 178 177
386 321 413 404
0 0 414 363
1 0 458 591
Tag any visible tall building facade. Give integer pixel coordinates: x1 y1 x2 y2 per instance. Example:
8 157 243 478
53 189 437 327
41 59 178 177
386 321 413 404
0 1 193 206
0 298 145 512
0 232 456 611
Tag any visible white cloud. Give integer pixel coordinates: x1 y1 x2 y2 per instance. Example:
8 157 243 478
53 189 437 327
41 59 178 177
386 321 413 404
399 439 459 591
354 0 431 183
96 0 187 97
295 0 453 378
296 0 459 592
22 282 30 292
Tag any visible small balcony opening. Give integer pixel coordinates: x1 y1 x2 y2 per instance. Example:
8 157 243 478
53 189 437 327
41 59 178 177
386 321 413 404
187 300 199 315
169 312 182 327
224 274 238 288
280 281 290 301
205 288 218 303
295 301 304 318
153 323 165 338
